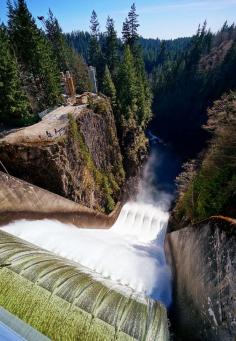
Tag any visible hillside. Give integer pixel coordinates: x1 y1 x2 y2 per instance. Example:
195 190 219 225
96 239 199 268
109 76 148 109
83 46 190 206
170 91 236 230
151 22 236 158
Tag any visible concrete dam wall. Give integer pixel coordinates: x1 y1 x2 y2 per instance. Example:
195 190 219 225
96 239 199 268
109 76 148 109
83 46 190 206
0 171 170 340
166 216 236 340
0 171 119 228
0 230 169 340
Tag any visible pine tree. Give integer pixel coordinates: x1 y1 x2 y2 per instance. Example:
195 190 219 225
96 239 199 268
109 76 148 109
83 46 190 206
8 0 61 110
157 42 167 65
117 45 138 120
133 45 152 126
116 45 151 174
122 18 131 45
89 10 100 66
104 16 118 76
88 10 105 90
44 9 70 71
122 3 139 49
0 24 32 125
70 51 92 93
90 10 99 37
128 3 140 47
102 65 116 106
44 10 91 93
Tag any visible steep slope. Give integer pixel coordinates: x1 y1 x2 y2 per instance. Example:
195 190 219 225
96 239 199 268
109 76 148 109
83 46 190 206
171 91 236 229
151 28 236 158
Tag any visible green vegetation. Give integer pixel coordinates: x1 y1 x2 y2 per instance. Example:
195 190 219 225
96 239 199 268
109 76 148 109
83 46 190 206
0 0 91 126
8 0 61 110
88 10 105 88
87 4 152 175
102 66 116 106
88 96 112 116
67 20 236 159
151 22 236 155
68 113 119 212
104 17 119 77
175 92 236 222
45 9 91 93
0 24 33 125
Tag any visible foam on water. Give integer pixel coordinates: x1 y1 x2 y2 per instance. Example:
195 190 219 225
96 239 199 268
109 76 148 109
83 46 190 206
2 201 172 307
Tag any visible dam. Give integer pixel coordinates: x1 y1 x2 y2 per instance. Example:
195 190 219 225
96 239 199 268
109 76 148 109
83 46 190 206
2 202 171 306
0 172 171 340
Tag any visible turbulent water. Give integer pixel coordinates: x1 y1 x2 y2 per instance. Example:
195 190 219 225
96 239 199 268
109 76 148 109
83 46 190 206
3 201 172 307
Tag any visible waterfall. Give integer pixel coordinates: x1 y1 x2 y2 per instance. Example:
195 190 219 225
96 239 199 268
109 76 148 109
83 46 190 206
2 200 172 307
111 202 169 243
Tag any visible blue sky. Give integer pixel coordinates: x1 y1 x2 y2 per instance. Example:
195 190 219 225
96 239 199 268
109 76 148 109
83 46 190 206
1 0 236 39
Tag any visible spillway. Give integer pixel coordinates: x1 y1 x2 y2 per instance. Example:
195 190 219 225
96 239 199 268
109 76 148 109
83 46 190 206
0 202 171 340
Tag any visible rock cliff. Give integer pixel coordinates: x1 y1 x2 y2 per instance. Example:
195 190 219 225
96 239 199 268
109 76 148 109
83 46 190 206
0 94 125 213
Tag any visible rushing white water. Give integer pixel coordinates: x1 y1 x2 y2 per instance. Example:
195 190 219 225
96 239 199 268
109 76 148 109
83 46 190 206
3 201 172 307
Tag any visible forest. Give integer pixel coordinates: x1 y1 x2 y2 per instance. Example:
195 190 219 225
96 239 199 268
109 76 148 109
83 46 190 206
1 0 236 222
66 11 236 222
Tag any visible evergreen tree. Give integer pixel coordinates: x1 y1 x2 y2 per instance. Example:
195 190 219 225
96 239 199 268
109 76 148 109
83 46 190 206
116 44 151 174
8 0 61 110
117 45 138 120
102 65 116 106
65 30 91 62
157 41 168 65
44 9 70 71
89 10 100 66
122 3 139 50
88 10 105 90
135 54 152 126
70 51 92 93
0 24 32 125
122 18 131 45
90 10 99 37
128 3 140 48
104 16 118 76
44 10 91 93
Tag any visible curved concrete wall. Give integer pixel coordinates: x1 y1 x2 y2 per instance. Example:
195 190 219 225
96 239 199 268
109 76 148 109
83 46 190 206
165 216 236 340
0 230 169 341
0 171 120 228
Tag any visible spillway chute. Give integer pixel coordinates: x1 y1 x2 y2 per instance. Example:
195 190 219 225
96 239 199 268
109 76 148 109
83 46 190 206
0 229 169 340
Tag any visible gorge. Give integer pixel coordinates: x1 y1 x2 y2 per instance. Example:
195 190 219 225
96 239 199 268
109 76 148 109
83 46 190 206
0 1 236 340
0 98 235 340
1 138 235 341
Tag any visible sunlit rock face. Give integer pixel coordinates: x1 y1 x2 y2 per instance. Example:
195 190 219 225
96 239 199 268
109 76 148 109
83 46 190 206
166 216 236 341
